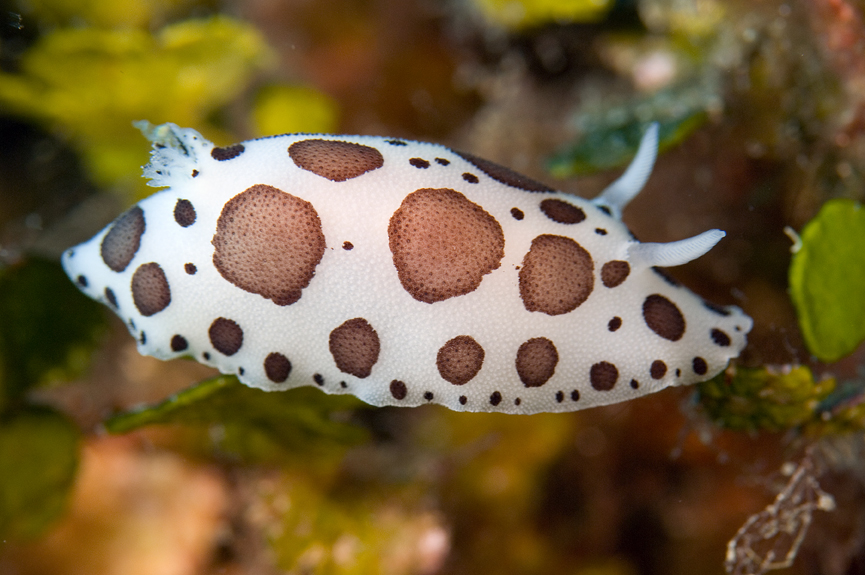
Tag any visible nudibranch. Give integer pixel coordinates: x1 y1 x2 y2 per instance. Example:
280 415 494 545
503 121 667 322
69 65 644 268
62 121 751 413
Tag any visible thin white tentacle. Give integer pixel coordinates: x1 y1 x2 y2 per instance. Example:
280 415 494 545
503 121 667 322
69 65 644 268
593 122 659 219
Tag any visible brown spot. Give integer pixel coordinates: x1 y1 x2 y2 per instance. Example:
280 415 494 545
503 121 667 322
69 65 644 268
608 316 622 332
191 169 199 177
288 139 383 181
174 199 196 227
595 228 608 236
386 139 407 146
342 241 354 250
76 275 88 287
590 361 618 391
390 380 408 400
209 317 243 356
104 287 118 308
630 379 639 389
510 208 524 220
519 235 594 315
540 199 586 224
212 184 325 306
264 352 292 383
329 318 380 378
170 335 188 352
313 373 324 386
601 261 630 288
692 356 708 375
211 143 245 161
462 173 479 184
101 206 145 272
454 150 555 192
435 158 450 166
424 391 434 401
184 263 197 275
571 390 580 401
650 360 667 379
389 188 504 303
490 391 502 406
131 263 171 316
516 337 558 387
556 391 564 402
711 328 731 347
409 158 430 169
643 294 686 341
436 335 485 385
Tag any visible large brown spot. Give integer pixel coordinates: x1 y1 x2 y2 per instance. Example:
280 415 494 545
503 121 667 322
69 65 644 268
264 352 292 383
590 361 618 391
650 360 667 379
289 139 384 181
519 235 594 315
540 199 586 224
453 150 555 192
436 335 485 385
516 337 558 387
329 318 380 378
601 260 630 288
711 328 731 347
642 294 686 341
101 206 145 272
209 317 243 356
389 188 504 303
131 263 170 316
212 184 325 306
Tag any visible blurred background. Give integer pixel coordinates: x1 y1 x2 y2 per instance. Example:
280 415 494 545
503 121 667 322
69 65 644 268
2 0 865 573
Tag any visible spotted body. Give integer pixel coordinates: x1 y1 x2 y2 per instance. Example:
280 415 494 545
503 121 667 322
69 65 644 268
62 122 751 414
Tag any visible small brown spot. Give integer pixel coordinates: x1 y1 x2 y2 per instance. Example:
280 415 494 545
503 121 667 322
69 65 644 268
170 335 188 352
556 391 564 402
519 235 594 315
630 379 639 389
329 318 380 378
209 317 243 356
454 150 555 192
514 398 521 406
643 294 686 341
191 169 199 177
76 275 88 287
342 241 354 250
595 228 608 235
289 139 384 181
540 199 586 224
435 158 450 166
459 395 467 405
211 143 245 161
101 206 145 272
409 158 430 169
104 287 118 308
184 263 197 275
389 188 504 303
516 337 558 387
571 390 580 401
436 335 485 385
264 352 292 383
386 139 407 146
711 328 731 347
313 373 324 386
601 261 630 288
490 391 502 406
650 360 667 379
608 317 622 332
174 199 196 227
462 172 479 184
692 356 708 375
390 380 408 400
590 361 618 391
131 263 171 316
424 391 434 401
212 184 325 306
510 208 524 220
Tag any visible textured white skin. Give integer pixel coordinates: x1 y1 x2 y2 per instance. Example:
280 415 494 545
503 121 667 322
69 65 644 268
62 122 752 414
